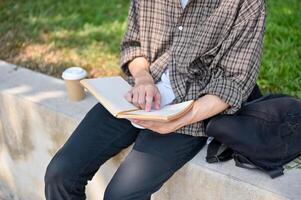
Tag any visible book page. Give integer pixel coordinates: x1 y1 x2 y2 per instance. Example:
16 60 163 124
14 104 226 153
80 76 138 116
118 100 194 121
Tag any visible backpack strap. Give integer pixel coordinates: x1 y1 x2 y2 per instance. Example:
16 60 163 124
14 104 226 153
233 153 284 178
246 84 262 102
206 139 233 163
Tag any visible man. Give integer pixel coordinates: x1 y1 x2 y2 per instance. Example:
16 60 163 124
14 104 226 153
44 0 266 199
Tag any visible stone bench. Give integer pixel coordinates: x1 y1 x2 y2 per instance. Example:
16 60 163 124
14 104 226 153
0 60 300 200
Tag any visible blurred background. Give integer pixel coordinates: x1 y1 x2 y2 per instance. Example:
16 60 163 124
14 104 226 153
0 0 300 98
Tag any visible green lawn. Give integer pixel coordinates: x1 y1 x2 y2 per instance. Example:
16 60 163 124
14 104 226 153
259 0 301 98
0 0 300 98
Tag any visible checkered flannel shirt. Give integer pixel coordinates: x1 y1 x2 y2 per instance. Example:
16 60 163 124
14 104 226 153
119 0 266 137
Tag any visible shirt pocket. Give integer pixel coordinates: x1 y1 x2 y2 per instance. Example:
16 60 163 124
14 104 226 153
192 9 235 66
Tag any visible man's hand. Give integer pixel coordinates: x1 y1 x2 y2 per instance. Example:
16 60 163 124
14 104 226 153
128 109 192 134
124 57 161 111
125 76 161 111
128 94 229 134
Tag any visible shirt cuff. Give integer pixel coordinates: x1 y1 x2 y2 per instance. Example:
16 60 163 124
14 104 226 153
198 78 243 114
120 46 143 77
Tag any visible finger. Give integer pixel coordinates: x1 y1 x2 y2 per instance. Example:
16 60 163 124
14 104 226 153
131 119 140 123
127 118 136 123
153 90 161 110
124 90 133 102
135 120 151 127
132 89 140 108
138 88 146 110
145 88 154 112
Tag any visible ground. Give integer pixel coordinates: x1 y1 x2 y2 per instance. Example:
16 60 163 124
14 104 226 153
0 0 300 97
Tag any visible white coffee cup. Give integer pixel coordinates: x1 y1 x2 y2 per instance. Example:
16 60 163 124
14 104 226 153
62 67 87 101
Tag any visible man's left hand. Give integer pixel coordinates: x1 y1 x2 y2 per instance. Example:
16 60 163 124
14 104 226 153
128 111 193 134
128 94 229 134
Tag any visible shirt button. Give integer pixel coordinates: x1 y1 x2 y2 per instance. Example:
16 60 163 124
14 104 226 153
178 26 183 31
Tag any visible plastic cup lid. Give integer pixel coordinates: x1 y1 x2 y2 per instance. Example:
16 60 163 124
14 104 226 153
62 67 87 80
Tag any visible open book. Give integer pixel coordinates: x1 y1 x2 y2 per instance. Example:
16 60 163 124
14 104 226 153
80 76 194 121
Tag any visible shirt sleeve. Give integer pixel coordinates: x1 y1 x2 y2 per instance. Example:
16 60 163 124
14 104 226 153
198 1 266 114
119 0 144 77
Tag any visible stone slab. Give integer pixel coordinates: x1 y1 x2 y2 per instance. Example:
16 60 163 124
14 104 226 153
0 60 300 200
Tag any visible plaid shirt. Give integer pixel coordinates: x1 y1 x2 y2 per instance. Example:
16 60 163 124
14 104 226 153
119 0 266 137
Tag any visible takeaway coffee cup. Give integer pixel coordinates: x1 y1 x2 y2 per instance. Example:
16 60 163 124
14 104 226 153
62 67 87 101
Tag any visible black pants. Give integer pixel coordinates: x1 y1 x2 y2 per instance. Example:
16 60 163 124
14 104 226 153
44 102 207 200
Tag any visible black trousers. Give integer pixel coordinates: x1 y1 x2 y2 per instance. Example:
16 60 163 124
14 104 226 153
44 102 207 200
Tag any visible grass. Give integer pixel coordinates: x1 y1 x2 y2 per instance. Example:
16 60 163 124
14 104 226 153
259 0 301 98
0 0 130 77
0 0 300 98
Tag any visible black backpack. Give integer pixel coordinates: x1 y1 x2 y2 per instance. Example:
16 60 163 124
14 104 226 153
205 92 301 178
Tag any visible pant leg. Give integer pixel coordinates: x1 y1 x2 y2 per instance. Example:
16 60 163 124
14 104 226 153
44 102 140 200
104 129 207 200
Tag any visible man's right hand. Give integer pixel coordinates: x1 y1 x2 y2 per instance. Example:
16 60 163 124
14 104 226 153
124 57 161 112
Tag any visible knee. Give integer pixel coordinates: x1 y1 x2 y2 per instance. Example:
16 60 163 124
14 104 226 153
103 183 123 200
104 179 148 200
44 152 72 186
104 179 138 200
